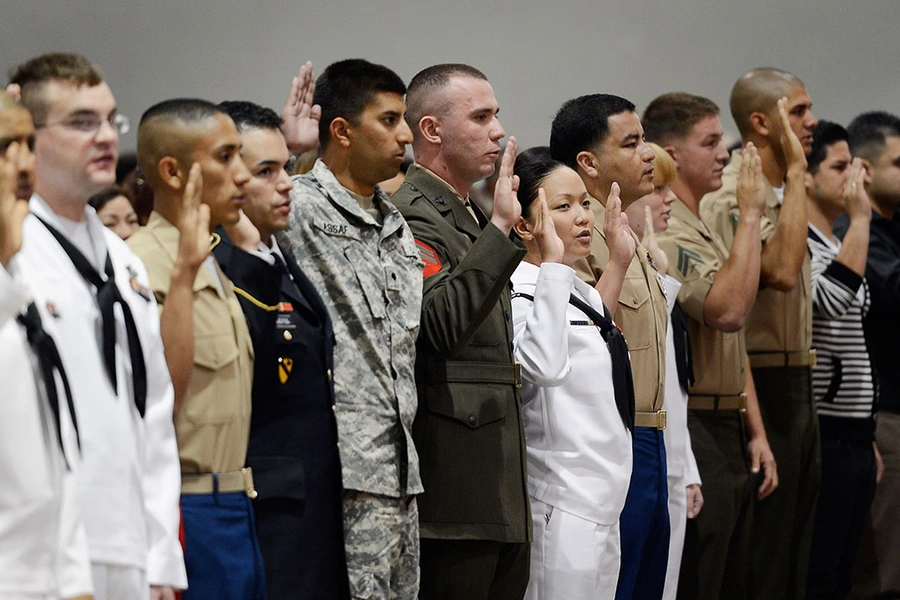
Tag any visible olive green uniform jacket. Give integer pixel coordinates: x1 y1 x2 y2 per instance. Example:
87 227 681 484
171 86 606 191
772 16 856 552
392 164 531 543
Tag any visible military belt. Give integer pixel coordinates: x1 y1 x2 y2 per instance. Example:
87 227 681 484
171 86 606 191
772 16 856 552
182 467 257 499
688 393 748 412
634 410 667 430
748 349 817 369
418 360 522 388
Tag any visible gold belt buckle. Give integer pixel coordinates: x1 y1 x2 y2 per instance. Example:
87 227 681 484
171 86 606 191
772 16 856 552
657 409 667 430
241 467 258 500
738 393 748 413
514 362 522 388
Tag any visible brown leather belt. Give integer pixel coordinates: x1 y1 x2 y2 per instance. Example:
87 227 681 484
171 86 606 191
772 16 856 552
182 467 257 499
748 349 817 369
635 410 667 430
688 393 748 412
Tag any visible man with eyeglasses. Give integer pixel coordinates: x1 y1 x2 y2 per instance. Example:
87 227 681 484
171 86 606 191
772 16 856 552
9 52 187 599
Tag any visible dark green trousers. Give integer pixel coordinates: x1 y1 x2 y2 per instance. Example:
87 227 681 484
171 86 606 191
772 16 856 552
749 365 820 600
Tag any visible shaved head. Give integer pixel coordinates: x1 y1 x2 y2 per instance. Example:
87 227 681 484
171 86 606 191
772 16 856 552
730 68 804 138
137 98 227 189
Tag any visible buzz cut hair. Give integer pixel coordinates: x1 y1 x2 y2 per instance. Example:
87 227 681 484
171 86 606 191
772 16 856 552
314 59 406 150
9 52 105 123
847 111 900 165
642 92 720 146
550 94 635 169
405 63 488 133
218 100 283 132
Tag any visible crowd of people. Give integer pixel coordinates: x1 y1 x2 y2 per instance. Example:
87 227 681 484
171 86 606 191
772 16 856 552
1 50 898 600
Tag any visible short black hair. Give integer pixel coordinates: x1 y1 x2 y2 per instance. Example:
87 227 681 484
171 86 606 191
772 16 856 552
513 149 567 219
314 59 406 150
550 94 635 169
807 121 848 174
140 98 224 127
218 100 282 132
847 111 900 164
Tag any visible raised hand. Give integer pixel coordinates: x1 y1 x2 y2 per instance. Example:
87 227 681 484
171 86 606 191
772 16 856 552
735 142 766 218
843 157 872 221
641 204 668 275
175 163 210 272
224 209 262 253
604 183 635 271
281 61 321 155
777 97 807 172
531 188 564 264
489 136 521 236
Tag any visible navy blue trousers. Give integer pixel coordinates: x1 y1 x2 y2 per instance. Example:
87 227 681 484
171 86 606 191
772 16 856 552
615 427 670 600
181 488 266 600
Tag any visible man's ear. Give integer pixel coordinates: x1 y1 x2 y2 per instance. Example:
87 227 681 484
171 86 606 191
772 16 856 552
575 150 600 179
158 157 184 191
329 118 352 148
512 214 533 241
419 115 441 145
663 144 679 168
749 111 771 137
804 170 815 195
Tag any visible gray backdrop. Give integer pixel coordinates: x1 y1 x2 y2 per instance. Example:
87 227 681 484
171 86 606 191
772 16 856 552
2 0 897 153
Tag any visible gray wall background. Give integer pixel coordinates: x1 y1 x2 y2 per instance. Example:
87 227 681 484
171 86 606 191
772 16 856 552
2 1 897 153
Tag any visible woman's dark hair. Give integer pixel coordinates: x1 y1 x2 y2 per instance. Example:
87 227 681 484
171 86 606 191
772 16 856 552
513 146 566 219
89 184 136 212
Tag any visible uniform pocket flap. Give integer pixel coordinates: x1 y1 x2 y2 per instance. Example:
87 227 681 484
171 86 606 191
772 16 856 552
427 385 507 429
248 455 306 501
193 332 239 371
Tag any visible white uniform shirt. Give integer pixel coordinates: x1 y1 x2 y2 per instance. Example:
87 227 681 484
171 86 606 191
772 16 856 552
511 261 633 525
661 274 700 485
18 197 186 588
0 258 92 599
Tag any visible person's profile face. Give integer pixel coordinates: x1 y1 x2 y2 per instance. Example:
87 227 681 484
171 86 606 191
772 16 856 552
239 126 292 241
0 105 36 258
867 135 900 210
188 114 250 227
532 165 595 267
346 91 412 188
437 76 506 187
0 105 36 201
781 85 817 156
33 80 119 201
628 183 675 237
97 195 139 240
593 111 656 205
674 115 729 196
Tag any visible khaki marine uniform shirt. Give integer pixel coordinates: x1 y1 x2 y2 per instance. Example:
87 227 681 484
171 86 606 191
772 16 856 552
129 211 254 474
700 150 812 356
574 199 668 412
658 199 746 395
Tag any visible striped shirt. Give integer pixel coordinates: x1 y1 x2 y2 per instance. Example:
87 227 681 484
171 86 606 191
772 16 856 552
808 224 876 437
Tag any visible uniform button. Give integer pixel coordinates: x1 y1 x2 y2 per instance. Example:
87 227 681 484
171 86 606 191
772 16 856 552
632 297 639 305
332 405 337 414
336 442 341 451
468 415 477 426
326 369 333 382
409 184 418 192
283 330 293 341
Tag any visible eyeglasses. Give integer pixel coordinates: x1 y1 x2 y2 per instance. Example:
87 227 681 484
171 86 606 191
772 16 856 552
35 113 130 136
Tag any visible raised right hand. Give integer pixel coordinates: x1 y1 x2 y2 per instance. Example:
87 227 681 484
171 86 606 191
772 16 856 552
532 188 564 264
604 183 635 270
735 142 766 217
777 97 807 172
175 163 210 272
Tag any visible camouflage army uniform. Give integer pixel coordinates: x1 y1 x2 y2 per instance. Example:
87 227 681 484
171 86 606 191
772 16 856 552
277 159 423 599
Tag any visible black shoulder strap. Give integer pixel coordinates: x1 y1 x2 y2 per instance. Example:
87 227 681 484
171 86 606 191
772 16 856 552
511 290 635 433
